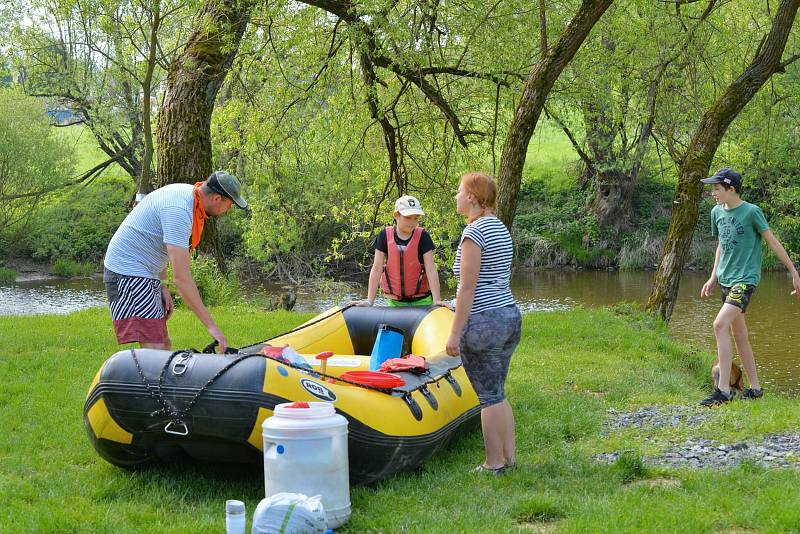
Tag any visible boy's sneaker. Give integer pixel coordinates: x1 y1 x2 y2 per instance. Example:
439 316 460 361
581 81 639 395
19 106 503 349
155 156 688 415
700 388 734 406
741 388 763 399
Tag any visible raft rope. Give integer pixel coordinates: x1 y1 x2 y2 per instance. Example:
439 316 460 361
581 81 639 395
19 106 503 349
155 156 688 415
129 348 261 436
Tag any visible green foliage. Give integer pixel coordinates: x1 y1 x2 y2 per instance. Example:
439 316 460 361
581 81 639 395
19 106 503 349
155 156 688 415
514 178 614 267
26 175 132 264
0 87 74 233
172 255 241 307
5 0 800 282
0 266 16 283
52 258 93 277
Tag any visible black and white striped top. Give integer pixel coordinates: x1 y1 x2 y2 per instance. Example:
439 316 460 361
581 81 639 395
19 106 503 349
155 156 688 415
453 215 515 314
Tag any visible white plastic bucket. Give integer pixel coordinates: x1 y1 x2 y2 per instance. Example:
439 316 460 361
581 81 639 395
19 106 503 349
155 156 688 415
262 401 351 528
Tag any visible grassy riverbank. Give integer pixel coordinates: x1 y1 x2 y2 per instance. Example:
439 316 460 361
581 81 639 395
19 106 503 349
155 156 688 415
2 306 800 532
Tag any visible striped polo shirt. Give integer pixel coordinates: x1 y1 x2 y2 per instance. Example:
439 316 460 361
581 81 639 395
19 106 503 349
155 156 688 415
104 184 194 279
453 215 516 314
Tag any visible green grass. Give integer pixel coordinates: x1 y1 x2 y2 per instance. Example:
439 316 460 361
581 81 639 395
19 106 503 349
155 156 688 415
55 125 110 172
2 306 800 532
55 125 129 179
523 119 580 192
0 266 15 283
52 258 95 278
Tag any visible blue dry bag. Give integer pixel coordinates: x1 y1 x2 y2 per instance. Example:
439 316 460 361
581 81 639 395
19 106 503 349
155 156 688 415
369 324 405 371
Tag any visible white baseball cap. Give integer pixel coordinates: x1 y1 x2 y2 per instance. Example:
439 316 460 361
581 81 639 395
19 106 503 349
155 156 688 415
395 195 425 216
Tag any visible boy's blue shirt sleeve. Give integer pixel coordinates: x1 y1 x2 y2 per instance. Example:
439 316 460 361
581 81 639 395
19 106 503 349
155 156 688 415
752 205 770 233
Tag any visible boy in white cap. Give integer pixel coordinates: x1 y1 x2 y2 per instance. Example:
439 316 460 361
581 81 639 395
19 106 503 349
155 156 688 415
699 168 800 405
353 195 444 307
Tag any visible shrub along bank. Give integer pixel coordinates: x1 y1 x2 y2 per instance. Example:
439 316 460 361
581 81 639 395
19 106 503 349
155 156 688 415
2 305 800 532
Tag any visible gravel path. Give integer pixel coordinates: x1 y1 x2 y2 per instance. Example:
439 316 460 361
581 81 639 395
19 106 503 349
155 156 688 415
596 405 800 469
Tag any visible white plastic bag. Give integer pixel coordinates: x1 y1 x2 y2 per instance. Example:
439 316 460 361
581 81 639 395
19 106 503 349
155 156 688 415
251 493 327 534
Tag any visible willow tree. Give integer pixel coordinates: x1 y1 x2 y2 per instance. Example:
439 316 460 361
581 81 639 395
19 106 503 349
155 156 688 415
155 0 254 185
16 0 186 196
495 0 614 228
155 0 254 267
542 0 692 242
646 0 800 321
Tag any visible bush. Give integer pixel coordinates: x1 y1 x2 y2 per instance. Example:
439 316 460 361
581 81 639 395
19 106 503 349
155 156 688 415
27 175 132 264
0 267 16 283
52 258 94 278
514 179 615 267
170 255 241 307
0 88 74 235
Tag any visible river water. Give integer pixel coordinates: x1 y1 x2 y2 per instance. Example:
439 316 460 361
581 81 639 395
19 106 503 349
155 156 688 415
2 270 799 395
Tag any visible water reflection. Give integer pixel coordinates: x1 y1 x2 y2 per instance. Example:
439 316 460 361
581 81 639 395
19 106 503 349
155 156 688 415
0 278 107 316
2 270 798 395
510 270 800 396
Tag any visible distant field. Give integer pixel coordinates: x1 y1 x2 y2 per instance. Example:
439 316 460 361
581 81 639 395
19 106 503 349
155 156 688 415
54 124 128 178
524 119 580 191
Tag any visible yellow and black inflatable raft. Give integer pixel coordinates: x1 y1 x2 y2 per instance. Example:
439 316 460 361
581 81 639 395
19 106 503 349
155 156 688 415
84 305 480 484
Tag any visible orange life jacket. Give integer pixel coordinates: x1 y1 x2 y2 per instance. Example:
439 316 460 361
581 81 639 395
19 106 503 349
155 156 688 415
380 226 430 300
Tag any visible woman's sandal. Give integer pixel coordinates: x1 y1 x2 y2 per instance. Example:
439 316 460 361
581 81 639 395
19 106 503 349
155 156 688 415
473 463 508 475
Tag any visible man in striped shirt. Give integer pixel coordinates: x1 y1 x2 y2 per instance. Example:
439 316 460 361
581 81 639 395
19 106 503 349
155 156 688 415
103 171 247 353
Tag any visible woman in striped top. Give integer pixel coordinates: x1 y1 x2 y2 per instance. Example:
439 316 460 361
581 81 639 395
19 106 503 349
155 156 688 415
446 172 522 474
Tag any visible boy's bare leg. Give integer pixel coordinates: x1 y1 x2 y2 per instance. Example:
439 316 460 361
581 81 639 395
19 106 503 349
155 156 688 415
731 314 760 390
712 304 742 395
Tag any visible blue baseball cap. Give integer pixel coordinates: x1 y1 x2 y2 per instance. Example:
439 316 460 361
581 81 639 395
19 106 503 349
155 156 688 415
701 168 742 191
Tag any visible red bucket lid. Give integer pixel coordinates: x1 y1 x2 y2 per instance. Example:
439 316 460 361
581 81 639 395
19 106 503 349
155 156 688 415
340 371 405 389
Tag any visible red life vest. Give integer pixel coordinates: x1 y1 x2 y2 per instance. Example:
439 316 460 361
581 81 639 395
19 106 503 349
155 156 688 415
380 226 430 301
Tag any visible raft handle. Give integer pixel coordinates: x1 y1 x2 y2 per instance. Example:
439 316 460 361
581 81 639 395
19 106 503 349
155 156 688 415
419 385 438 410
444 372 462 397
172 353 192 376
402 393 423 421
164 422 189 436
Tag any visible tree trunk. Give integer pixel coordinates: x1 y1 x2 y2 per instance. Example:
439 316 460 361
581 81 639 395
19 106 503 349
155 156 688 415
591 168 636 234
582 94 636 237
155 0 254 270
496 0 613 228
156 0 252 186
139 0 161 196
646 0 800 321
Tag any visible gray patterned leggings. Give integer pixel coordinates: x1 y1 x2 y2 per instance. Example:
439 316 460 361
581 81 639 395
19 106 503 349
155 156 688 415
459 305 522 407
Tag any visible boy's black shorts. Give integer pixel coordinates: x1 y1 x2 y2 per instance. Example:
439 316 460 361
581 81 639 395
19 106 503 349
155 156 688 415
720 283 756 312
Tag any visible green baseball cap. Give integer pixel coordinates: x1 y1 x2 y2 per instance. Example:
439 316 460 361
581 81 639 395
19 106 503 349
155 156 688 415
207 171 247 209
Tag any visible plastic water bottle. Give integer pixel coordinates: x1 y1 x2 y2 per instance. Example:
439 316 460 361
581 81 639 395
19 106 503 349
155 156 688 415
225 499 246 534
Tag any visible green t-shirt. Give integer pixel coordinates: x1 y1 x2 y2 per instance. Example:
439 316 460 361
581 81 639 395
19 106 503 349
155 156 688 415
710 201 770 287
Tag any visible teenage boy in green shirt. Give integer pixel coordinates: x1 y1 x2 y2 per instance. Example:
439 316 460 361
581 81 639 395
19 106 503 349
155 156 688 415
699 168 800 406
